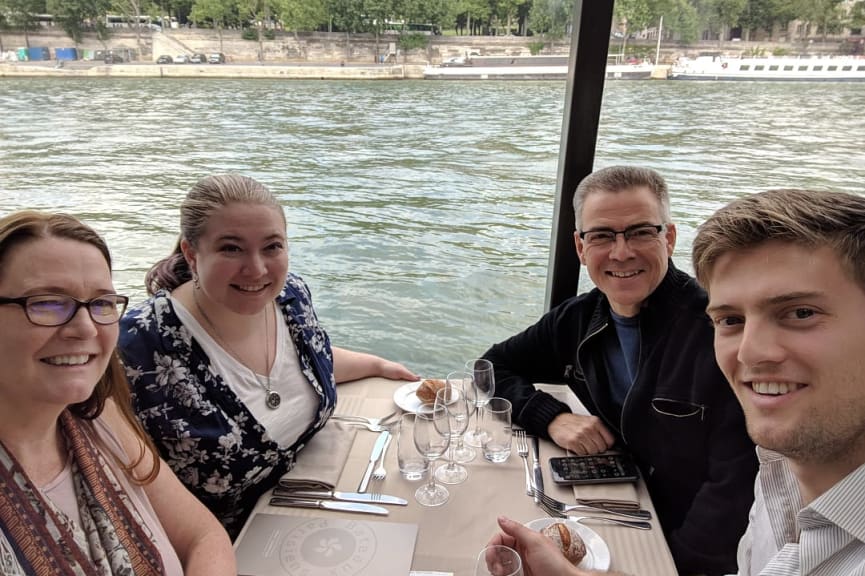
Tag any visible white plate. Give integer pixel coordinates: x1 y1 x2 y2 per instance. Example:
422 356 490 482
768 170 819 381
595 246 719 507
393 381 424 413
525 517 610 571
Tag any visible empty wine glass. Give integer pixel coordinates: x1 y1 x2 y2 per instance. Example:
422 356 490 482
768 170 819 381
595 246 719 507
475 545 523 576
446 370 476 463
464 358 496 447
413 403 451 507
434 379 472 484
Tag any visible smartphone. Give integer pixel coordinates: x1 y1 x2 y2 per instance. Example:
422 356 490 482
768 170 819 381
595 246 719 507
549 453 640 485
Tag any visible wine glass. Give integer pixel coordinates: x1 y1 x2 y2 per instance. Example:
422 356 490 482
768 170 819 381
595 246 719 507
446 370 476 463
434 379 472 484
475 545 523 576
464 358 496 447
413 403 451 507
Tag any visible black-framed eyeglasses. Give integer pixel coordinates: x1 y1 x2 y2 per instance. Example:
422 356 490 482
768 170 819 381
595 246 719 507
0 293 129 327
578 224 665 247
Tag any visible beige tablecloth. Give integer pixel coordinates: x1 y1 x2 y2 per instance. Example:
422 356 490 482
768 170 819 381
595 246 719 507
239 377 677 576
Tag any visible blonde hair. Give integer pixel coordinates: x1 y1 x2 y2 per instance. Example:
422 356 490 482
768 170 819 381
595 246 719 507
693 189 865 291
146 174 283 294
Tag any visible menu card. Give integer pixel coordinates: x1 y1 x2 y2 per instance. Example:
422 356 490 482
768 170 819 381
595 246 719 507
235 513 419 575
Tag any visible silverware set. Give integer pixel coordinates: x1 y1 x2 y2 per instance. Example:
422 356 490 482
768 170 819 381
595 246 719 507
517 429 653 530
331 411 400 432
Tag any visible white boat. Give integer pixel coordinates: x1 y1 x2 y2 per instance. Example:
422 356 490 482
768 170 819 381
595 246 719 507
424 55 654 80
669 54 865 82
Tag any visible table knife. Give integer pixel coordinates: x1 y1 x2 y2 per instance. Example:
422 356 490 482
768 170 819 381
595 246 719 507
358 430 389 493
269 497 389 516
273 488 408 506
531 435 543 504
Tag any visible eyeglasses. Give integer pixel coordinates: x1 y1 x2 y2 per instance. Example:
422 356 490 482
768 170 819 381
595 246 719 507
0 293 129 327
579 224 665 248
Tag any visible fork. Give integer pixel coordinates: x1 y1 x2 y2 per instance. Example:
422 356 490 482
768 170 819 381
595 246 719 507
515 429 533 496
371 434 392 481
538 498 652 530
331 419 390 433
535 489 652 520
332 411 399 428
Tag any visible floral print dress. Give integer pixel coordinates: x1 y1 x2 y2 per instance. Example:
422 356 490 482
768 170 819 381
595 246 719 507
118 274 337 539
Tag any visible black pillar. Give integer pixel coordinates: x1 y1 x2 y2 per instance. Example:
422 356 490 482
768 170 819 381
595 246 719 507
544 0 614 310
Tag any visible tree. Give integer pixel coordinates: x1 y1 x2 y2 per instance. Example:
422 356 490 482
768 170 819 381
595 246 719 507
614 0 652 54
2 0 45 48
528 0 570 41
274 0 326 37
48 0 111 44
191 0 235 51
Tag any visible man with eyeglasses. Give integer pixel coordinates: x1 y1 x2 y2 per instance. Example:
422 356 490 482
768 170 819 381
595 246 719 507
482 166 757 575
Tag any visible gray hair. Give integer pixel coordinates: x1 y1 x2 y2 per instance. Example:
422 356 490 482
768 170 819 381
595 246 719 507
573 166 671 229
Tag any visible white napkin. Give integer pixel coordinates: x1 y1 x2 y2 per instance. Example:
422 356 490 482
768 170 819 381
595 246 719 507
277 419 358 491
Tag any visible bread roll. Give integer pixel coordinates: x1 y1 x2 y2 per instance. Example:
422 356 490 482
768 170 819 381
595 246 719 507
540 522 587 565
415 379 447 403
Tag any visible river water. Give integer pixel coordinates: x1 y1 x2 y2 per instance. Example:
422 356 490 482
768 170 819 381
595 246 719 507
1 78 863 377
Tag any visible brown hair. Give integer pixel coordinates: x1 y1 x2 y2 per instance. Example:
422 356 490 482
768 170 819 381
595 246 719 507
692 189 865 292
145 174 283 294
573 166 671 229
0 211 160 484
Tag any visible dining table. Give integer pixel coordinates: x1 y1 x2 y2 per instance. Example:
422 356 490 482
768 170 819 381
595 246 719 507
236 377 678 576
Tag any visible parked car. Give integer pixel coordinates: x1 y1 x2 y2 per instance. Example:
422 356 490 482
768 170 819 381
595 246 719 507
208 52 226 64
175 54 189 63
190 53 206 63
156 55 173 64
104 53 124 64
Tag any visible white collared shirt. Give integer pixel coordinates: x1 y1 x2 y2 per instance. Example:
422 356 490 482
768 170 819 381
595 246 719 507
737 447 865 575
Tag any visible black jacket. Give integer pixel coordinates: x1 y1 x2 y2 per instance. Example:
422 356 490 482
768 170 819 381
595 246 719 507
483 262 757 575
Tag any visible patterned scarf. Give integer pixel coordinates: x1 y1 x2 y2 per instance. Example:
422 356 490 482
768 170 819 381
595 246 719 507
0 411 165 575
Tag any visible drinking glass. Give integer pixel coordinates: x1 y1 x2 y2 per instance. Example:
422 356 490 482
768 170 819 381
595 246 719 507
397 413 428 481
464 358 496 447
481 397 512 463
446 370 476 463
434 380 471 484
475 545 523 576
413 403 451 507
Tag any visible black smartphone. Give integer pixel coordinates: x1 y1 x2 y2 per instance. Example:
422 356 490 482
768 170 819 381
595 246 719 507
549 453 640 485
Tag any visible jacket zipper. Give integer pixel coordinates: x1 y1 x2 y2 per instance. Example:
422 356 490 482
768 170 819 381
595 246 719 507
576 321 624 438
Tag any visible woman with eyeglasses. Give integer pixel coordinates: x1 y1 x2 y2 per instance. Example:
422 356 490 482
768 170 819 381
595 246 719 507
118 174 417 538
0 211 234 575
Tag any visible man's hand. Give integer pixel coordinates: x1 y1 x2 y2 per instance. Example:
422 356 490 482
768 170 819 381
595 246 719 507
548 413 615 455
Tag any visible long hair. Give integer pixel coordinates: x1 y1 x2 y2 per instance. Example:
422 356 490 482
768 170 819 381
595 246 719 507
0 211 160 484
145 174 283 294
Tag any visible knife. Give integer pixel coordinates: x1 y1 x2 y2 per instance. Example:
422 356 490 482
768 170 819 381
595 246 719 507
269 497 389 516
531 435 543 504
272 488 408 506
358 430 390 493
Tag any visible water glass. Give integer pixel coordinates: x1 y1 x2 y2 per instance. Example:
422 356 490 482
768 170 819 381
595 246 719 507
397 414 428 481
481 397 512 463
475 545 523 576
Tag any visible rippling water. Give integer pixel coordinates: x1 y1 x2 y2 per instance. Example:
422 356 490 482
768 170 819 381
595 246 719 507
1 78 864 377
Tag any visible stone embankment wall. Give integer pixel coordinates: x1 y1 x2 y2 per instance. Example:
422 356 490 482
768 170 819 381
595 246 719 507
0 27 849 66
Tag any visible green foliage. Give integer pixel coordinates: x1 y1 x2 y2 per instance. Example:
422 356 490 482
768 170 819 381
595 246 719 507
241 26 258 39
398 31 428 51
772 46 788 55
263 27 274 38
528 0 570 38
190 0 236 29
528 39 544 54
48 0 110 43
744 44 766 55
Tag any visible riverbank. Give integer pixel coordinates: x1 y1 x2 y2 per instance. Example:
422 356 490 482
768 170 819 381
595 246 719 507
0 60 428 79
0 60 675 80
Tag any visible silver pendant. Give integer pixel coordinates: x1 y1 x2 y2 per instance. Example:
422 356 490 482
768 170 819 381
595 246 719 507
265 390 281 409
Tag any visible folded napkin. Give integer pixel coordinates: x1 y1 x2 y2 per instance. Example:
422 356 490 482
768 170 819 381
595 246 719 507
277 419 358 491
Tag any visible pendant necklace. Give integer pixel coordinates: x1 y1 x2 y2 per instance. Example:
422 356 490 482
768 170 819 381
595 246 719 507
193 289 281 410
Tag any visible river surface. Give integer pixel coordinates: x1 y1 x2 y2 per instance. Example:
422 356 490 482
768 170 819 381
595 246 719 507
1 78 864 377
